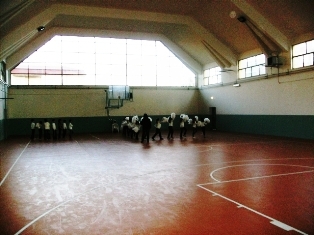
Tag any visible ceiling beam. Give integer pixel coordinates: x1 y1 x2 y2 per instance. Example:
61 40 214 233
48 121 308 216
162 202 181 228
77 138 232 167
232 0 289 52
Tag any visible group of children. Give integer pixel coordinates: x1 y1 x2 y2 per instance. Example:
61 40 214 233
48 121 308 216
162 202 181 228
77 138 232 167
30 119 73 141
120 113 210 143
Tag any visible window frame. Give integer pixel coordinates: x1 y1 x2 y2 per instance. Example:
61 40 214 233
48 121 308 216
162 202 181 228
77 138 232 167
292 39 314 69
10 36 196 87
238 54 266 79
203 66 221 86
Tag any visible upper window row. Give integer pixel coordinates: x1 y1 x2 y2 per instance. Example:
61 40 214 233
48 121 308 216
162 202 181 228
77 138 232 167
203 39 314 85
11 36 195 87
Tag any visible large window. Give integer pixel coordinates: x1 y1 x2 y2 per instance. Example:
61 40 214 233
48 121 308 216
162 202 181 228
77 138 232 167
11 36 195 86
238 54 266 79
203 67 221 85
292 39 314 69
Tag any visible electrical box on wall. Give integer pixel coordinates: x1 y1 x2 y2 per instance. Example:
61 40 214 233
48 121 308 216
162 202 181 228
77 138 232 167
266 56 283 67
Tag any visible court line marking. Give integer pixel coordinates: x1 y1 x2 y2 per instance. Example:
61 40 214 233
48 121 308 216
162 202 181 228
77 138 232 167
193 157 314 168
209 163 314 182
198 167 313 235
14 198 72 235
0 140 31 187
10 140 313 233
197 184 308 235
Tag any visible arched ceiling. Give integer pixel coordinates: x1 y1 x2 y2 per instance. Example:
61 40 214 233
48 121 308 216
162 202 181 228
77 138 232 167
1 0 314 72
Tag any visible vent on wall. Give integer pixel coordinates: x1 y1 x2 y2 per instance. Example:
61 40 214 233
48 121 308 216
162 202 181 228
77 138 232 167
266 56 282 67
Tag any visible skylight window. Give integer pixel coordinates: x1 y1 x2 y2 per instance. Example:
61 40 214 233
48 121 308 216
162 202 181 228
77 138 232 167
11 36 196 87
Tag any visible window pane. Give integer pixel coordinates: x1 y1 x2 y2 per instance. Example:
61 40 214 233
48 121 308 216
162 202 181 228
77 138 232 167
252 66 260 76
62 40 79 52
256 54 265 64
203 77 208 85
46 75 62 85
239 58 247 69
78 53 95 64
238 54 265 78
307 40 314 53
204 69 209 77
245 68 252 77
247 57 256 67
304 53 313 66
239 69 245 79
62 52 79 64
259 65 266 75
292 56 303 68
29 74 45 85
293 43 306 56
11 74 28 85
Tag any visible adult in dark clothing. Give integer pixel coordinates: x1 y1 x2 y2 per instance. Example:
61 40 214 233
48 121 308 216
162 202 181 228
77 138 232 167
140 113 151 143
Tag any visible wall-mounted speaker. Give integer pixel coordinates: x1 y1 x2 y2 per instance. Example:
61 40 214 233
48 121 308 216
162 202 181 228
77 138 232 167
266 56 282 67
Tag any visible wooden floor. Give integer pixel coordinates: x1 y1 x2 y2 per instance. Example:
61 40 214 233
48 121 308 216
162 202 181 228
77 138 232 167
1 131 313 235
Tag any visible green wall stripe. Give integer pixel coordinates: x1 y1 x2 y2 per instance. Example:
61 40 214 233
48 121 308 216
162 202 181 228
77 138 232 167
216 115 314 140
4 115 314 140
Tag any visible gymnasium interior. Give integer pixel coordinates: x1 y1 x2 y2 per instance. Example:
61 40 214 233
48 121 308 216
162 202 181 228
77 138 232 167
1 1 314 234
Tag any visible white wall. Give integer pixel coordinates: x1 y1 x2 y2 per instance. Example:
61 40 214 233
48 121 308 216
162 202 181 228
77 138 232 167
199 70 314 115
7 87 200 118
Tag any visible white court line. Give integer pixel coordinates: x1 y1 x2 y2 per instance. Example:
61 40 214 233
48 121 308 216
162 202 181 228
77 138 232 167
209 163 314 182
14 199 71 235
192 157 314 168
197 184 308 235
0 140 30 187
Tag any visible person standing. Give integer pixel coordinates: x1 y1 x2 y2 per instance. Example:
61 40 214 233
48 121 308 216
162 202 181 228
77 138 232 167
167 117 174 139
140 113 151 143
68 119 73 140
192 117 198 138
44 119 50 140
30 119 35 140
133 120 140 140
62 119 67 139
152 118 163 141
179 117 187 139
51 119 57 140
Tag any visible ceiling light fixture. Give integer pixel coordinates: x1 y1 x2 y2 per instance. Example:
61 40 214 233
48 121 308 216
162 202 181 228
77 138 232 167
37 26 45 32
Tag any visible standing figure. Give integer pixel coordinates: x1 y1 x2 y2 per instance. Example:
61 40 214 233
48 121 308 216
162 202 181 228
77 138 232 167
191 116 198 138
36 121 43 140
30 119 35 140
140 113 151 143
44 119 50 140
133 120 140 140
63 120 67 139
121 117 129 137
68 119 73 140
130 115 138 139
51 119 57 140
179 117 187 139
201 118 210 138
167 113 175 140
152 118 163 141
